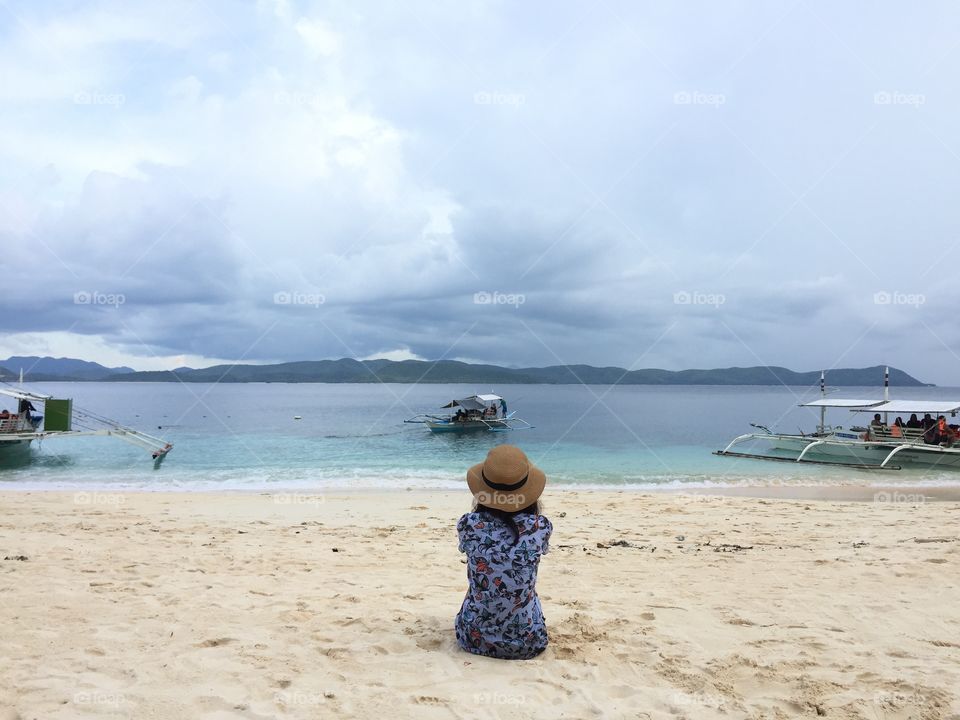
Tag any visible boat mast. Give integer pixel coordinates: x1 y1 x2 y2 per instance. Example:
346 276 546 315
817 371 826 434
884 366 890 425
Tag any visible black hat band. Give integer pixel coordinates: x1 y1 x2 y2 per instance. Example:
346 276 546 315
481 470 528 492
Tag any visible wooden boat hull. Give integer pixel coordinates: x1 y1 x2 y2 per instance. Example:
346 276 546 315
0 437 34 460
426 420 508 433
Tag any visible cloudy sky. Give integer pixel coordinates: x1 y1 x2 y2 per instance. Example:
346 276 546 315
2 1 959 383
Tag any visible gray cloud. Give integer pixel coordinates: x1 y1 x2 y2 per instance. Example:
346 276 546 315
2 1 960 383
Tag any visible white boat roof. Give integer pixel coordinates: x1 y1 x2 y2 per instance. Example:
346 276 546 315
0 387 52 402
800 399 885 408
857 400 960 414
442 394 503 411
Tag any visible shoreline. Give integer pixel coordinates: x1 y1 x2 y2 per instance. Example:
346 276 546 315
3 482 960 502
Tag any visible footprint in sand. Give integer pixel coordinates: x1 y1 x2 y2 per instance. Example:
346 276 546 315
415 636 443 651
194 637 236 648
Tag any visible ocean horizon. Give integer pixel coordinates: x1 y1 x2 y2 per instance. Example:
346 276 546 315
3 382 960 492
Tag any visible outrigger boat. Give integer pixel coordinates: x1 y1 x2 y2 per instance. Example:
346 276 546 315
715 368 960 470
405 394 533 433
0 382 173 465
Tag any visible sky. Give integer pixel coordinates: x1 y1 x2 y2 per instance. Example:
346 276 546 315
1 1 960 384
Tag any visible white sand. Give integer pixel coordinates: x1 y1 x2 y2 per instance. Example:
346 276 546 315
1 489 958 719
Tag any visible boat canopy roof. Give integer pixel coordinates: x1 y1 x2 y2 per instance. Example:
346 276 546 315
441 394 503 411
855 400 960 415
0 387 51 402
800 398 885 408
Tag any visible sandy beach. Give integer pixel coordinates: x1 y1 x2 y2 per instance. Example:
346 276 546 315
1 488 958 719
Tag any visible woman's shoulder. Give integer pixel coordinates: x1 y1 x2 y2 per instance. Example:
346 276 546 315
458 511 489 527
457 511 552 533
457 511 495 536
517 513 552 534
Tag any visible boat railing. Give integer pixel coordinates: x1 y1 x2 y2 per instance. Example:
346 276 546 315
868 426 927 444
0 416 32 433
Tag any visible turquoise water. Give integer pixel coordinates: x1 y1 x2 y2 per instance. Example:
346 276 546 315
2 382 959 490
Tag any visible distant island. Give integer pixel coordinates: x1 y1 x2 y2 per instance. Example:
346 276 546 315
0 356 932 386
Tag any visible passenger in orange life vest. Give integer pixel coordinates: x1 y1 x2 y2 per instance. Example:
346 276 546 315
890 417 904 438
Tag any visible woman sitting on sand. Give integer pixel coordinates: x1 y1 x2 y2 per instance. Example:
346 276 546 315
455 445 552 660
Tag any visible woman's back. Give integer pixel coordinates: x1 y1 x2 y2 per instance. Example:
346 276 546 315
455 510 552 659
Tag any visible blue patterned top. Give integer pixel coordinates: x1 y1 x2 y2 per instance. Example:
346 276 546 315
455 511 553 659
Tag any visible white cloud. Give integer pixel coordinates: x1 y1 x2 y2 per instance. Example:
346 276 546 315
361 348 426 362
0 331 237 371
295 18 340 57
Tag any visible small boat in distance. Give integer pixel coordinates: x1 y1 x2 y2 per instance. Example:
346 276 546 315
715 368 960 470
0 383 173 466
405 394 533 433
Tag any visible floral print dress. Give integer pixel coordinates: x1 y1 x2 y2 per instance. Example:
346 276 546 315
455 511 553 659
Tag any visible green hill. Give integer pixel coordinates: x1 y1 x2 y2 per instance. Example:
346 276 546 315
104 361 930 386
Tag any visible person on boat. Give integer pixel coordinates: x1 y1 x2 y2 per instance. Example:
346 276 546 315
923 414 938 443
17 399 36 420
870 414 886 428
0 409 9 420
483 405 497 419
456 445 551 660
906 413 922 429
936 415 949 445
949 425 960 446
890 417 904 438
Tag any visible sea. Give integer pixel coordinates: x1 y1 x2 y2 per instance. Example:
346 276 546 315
2 382 959 492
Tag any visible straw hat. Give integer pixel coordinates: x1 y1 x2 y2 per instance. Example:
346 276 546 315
466 445 546 512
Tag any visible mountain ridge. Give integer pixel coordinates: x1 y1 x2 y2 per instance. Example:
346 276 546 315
0 356 134 382
105 360 930 386
0 356 932 386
